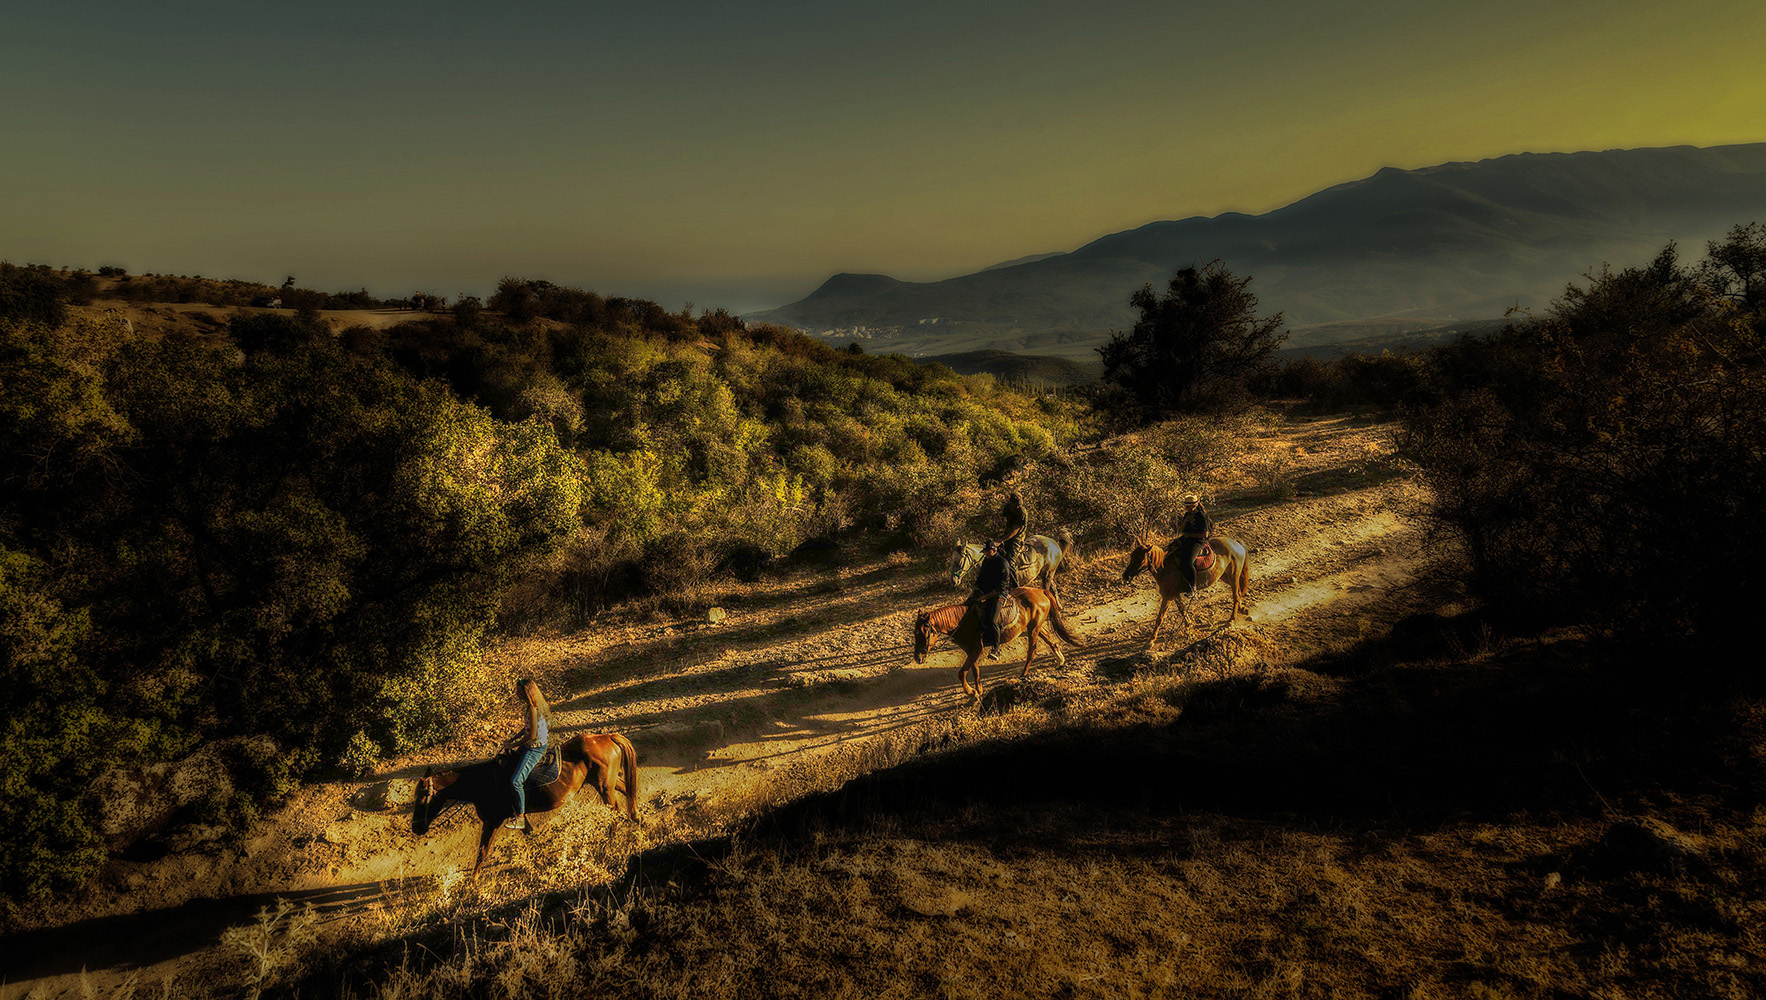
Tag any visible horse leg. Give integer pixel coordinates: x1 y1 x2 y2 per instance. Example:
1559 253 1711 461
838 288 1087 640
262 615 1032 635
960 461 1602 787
958 649 982 702
1234 557 1250 622
1040 625 1067 666
1149 596 1170 648
1021 625 1038 680
473 823 497 877
596 758 616 810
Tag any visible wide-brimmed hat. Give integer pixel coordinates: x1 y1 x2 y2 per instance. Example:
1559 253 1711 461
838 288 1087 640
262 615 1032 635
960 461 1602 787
1181 493 1200 506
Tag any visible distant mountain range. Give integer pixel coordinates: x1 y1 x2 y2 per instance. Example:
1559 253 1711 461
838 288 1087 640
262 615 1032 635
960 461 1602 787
749 143 1766 361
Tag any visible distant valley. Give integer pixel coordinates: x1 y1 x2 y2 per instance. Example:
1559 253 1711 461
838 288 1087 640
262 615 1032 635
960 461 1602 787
750 143 1766 361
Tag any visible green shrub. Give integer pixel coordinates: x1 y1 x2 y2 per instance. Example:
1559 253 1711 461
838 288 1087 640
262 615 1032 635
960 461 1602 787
0 314 586 893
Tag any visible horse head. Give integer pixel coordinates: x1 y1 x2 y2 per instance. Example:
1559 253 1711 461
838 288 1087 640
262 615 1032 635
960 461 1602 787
912 610 933 664
1123 536 1152 581
947 543 977 587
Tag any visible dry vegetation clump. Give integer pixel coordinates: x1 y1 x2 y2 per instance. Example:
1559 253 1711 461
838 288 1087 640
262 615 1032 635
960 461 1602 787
1011 416 1244 545
221 899 320 1000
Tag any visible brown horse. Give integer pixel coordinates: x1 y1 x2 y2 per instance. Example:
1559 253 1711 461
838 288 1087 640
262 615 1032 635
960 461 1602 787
913 586 1083 704
1122 535 1251 647
412 732 638 874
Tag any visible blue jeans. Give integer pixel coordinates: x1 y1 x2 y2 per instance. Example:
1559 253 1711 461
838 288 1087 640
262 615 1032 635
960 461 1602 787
509 745 547 816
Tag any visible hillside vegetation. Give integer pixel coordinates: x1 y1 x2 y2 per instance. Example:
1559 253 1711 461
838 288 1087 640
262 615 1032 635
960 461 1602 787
0 267 1088 896
918 349 1102 386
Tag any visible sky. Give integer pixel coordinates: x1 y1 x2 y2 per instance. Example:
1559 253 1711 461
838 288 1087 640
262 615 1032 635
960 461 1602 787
4 0 1764 313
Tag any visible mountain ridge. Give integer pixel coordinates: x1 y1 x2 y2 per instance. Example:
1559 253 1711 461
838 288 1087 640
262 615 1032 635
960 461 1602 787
749 143 1766 357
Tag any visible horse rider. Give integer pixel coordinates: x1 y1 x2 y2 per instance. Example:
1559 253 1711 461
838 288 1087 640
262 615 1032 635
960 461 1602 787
500 677 552 830
970 522 1026 661
1171 493 1213 565
1002 490 1028 539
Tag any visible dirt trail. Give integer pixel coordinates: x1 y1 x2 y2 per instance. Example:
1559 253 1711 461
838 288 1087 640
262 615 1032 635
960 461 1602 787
3 415 1429 998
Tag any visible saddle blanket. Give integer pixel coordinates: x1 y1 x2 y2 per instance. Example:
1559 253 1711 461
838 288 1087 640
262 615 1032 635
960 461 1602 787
995 597 1021 631
1193 543 1216 571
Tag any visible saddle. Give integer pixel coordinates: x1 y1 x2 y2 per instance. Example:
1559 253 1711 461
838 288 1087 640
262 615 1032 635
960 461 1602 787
967 593 1021 632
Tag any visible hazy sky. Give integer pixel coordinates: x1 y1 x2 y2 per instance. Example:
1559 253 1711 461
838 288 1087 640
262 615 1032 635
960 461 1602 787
4 0 1763 311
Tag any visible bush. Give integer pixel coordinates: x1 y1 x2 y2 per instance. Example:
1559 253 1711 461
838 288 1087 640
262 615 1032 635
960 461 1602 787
0 316 585 894
0 263 68 328
1402 238 1766 646
1267 351 1430 411
0 549 118 894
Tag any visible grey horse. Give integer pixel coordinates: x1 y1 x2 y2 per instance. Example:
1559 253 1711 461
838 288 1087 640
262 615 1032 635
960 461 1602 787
948 531 1075 595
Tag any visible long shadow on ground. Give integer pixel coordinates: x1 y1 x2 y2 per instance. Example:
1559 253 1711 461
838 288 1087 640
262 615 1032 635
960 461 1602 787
724 631 1760 852
1 877 437 982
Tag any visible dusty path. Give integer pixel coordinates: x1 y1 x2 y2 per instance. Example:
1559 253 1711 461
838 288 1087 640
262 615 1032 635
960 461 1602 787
3 415 1432 997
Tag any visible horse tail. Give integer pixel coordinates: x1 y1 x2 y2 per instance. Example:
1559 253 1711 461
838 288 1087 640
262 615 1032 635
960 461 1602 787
1046 589 1084 646
613 733 640 820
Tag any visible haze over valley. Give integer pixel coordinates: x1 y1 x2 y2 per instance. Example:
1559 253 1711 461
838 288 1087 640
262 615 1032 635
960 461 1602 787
753 143 1766 360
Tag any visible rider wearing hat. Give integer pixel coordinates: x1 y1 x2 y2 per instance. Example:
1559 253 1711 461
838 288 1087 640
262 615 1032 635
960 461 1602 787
970 532 1021 662
1170 493 1213 564
1002 490 1028 539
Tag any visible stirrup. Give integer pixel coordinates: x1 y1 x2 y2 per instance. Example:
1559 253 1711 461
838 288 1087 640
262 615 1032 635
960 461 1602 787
988 647 1002 661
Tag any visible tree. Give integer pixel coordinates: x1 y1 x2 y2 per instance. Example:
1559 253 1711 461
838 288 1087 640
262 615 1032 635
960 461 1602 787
1097 261 1286 415
1699 221 1766 311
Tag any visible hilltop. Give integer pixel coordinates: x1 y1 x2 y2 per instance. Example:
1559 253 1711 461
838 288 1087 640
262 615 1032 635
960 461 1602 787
750 143 1766 358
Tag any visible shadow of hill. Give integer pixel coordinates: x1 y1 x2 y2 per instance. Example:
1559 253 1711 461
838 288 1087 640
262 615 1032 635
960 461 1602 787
729 636 1758 846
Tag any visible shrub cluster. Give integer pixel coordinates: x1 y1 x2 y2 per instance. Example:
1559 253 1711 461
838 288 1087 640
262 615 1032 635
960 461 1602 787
1401 229 1766 646
357 292 1091 621
1263 350 1432 411
0 273 1094 894
0 309 583 894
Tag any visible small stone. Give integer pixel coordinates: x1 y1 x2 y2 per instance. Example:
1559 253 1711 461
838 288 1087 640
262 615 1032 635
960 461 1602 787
706 607 728 623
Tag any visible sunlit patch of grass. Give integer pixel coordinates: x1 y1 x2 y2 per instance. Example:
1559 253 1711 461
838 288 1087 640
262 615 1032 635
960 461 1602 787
220 899 320 1000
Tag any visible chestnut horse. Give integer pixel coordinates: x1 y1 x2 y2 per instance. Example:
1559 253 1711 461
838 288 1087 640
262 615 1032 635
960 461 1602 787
1122 535 1250 647
412 732 638 874
913 586 1083 704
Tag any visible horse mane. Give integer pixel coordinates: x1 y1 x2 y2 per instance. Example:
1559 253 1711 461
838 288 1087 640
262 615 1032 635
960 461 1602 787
1142 542 1167 573
923 603 970 633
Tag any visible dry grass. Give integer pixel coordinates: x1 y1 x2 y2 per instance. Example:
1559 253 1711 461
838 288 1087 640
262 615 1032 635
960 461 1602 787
291 621 1766 1000
54 408 1757 999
